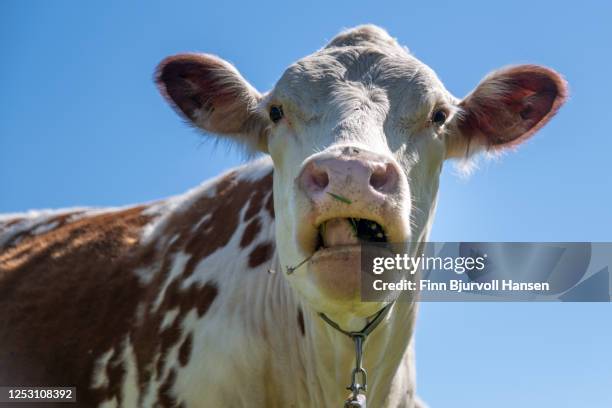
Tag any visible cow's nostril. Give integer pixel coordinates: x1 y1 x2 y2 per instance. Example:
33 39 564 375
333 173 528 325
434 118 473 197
309 165 329 190
369 163 396 192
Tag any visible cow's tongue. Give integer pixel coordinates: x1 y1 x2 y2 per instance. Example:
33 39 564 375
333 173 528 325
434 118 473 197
321 218 359 247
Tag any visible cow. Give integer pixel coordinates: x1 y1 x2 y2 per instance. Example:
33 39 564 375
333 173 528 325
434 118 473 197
0 25 566 407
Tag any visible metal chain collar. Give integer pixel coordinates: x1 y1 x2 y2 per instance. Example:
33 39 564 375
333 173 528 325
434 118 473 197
318 302 395 408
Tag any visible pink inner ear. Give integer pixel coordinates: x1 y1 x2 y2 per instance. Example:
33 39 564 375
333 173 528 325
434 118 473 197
459 65 568 148
156 54 242 123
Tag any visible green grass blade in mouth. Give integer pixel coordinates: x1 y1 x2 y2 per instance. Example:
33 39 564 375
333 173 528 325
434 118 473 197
327 192 352 204
348 218 358 236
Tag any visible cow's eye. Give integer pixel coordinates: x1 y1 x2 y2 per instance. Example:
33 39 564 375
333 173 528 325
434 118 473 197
269 105 284 123
431 109 448 126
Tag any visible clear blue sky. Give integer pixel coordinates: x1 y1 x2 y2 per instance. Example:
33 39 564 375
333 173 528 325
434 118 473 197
1 1 611 406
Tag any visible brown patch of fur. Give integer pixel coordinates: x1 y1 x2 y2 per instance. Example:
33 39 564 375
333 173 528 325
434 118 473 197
195 284 218 317
265 192 275 219
244 188 267 222
240 217 261 248
248 241 275 268
297 308 305 336
178 333 193 367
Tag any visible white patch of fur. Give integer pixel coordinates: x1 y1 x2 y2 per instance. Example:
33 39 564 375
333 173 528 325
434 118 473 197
91 348 114 389
119 339 140 407
191 214 211 233
174 303 270 407
135 302 147 326
235 156 273 182
0 207 87 223
158 310 199 405
30 221 59 236
0 208 82 247
133 265 157 285
160 308 180 331
98 398 118 408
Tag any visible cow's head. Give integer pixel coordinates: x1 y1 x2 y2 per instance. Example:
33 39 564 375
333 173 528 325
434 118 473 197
156 25 567 320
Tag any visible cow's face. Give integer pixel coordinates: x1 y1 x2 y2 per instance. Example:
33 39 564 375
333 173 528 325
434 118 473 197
157 25 566 318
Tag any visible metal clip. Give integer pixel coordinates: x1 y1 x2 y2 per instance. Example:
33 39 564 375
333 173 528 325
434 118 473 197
345 334 367 405
348 366 367 393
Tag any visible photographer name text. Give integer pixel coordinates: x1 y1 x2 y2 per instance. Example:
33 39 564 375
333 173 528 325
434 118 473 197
373 279 550 293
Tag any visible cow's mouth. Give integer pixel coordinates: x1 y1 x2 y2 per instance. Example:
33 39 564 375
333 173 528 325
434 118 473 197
299 217 392 302
314 218 388 252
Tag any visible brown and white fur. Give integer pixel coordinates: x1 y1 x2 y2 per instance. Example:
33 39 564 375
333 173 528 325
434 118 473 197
0 25 567 407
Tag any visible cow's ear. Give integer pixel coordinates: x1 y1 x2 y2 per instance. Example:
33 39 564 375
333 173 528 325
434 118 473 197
156 53 268 152
446 65 568 158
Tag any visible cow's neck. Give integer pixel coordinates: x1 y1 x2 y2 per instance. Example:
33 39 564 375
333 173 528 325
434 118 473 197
153 159 419 407
264 264 418 407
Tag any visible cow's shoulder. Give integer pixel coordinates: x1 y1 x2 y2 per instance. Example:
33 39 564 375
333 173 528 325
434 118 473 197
140 157 275 277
